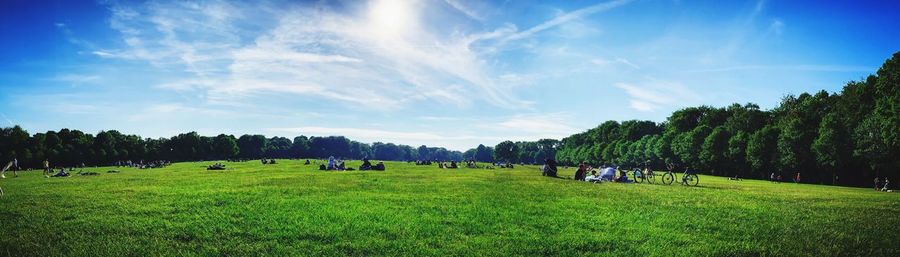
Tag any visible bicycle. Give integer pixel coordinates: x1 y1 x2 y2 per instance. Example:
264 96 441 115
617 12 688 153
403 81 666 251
632 161 655 184
660 163 699 186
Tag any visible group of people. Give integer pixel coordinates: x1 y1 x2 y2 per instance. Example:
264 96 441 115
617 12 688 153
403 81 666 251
319 156 348 171
315 156 386 171
116 160 170 169
207 163 226 170
438 161 459 169
359 158 386 171
572 162 630 183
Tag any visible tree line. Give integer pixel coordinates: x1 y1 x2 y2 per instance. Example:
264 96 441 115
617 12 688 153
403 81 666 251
544 52 899 187
0 129 467 167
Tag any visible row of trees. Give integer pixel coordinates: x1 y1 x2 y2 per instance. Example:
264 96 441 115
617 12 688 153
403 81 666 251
0 128 465 168
552 52 900 187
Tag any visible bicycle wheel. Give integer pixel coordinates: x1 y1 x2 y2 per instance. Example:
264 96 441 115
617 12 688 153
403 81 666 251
684 174 699 186
661 172 674 185
633 169 644 184
646 171 655 184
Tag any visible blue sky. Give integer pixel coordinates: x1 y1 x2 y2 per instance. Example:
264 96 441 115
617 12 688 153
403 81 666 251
1 0 898 150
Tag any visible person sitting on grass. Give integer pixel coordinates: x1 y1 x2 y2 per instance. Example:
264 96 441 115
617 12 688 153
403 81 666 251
615 169 632 183
318 164 327 170
360 158 373 171
574 162 588 181
327 156 337 170
304 159 311 165
874 177 881 191
541 159 558 177
585 170 602 183
881 178 890 192
373 161 385 171
449 161 458 169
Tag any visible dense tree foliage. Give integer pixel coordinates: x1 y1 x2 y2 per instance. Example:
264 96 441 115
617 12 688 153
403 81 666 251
0 128 462 168
554 52 900 186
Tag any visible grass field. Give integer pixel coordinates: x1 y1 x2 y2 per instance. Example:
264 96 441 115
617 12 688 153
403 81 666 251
0 160 897 256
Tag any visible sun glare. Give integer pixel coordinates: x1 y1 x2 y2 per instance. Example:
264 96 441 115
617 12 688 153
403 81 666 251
368 0 415 36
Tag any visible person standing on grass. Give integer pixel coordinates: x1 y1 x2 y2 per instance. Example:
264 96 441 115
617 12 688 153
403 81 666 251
43 159 51 178
874 177 881 191
794 172 801 183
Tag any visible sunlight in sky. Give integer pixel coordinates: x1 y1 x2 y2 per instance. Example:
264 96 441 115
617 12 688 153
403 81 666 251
368 0 416 38
0 0 897 150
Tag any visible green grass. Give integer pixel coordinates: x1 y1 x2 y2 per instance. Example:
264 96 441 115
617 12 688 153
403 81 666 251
1 160 897 256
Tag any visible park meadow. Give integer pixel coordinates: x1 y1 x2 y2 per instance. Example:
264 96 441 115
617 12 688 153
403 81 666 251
1 160 897 256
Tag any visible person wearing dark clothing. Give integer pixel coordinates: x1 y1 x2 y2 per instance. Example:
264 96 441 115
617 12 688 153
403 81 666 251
360 158 373 170
574 162 588 181
542 159 558 177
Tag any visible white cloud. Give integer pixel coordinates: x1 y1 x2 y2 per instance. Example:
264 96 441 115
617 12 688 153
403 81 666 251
769 19 785 35
615 81 700 112
687 64 872 73
53 74 100 83
615 57 641 69
499 0 633 43
492 112 579 139
444 0 483 21
98 0 540 111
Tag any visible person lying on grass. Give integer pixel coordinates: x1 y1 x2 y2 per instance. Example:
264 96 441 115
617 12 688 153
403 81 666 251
373 161 385 171
585 170 602 183
51 168 70 177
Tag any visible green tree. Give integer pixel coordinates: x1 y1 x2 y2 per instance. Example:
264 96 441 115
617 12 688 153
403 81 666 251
212 134 239 159
812 113 848 184
700 126 730 174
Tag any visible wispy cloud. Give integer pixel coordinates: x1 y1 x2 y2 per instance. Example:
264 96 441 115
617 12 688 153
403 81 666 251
53 74 100 84
687 64 873 73
615 81 701 112
98 0 538 111
499 0 633 43
494 112 578 137
444 0 483 21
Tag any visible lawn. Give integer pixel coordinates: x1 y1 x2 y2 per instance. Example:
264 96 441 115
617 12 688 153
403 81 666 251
0 160 897 256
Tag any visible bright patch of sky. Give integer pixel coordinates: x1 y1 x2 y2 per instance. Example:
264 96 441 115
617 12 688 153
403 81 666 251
1 0 898 150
